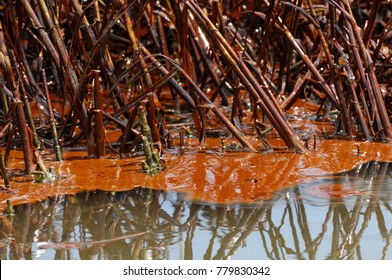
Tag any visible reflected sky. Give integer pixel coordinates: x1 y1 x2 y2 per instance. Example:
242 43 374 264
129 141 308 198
0 161 391 260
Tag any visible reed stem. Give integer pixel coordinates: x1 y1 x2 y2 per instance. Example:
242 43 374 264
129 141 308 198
42 69 62 162
0 152 10 188
93 70 106 159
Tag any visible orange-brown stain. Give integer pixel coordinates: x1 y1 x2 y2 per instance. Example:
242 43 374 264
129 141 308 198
1 138 391 211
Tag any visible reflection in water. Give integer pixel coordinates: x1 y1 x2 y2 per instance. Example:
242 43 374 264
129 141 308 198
0 161 391 260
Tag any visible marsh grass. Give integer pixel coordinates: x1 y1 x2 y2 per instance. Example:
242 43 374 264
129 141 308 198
0 0 391 181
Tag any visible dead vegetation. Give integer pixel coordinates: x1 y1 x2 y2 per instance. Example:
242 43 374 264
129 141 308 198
0 0 391 181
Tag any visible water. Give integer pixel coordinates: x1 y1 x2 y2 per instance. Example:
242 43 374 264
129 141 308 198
1 161 391 260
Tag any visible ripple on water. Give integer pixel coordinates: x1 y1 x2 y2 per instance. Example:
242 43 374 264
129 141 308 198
297 161 392 206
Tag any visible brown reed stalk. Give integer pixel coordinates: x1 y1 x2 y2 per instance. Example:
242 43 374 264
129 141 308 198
272 15 338 105
119 111 138 156
372 18 392 61
140 47 197 108
20 0 91 146
156 10 170 58
116 0 154 88
146 92 163 152
19 0 61 69
184 0 306 153
69 0 124 129
0 152 10 188
0 22 14 166
153 53 258 151
41 69 62 162
93 70 106 159
362 0 382 47
332 0 392 139
254 0 389 140
187 15 231 106
107 67 177 122
254 6 336 105
13 59 41 149
0 51 34 173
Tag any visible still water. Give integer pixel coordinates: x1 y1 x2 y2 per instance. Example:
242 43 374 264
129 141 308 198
1 161 391 260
